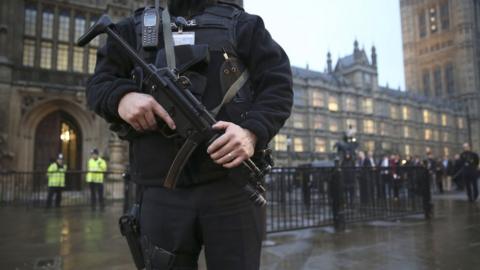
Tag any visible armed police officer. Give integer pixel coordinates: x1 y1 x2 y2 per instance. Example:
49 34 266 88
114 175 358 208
460 143 479 202
86 0 293 269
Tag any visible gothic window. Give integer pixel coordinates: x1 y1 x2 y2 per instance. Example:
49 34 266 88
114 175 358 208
440 2 450 30
73 46 84 72
345 97 356 112
424 129 432 140
434 66 442 97
419 11 427 38
402 106 410 120
404 126 410 138
22 39 35 67
292 113 306 129
88 48 97 74
441 114 447 126
363 120 375 134
328 95 339 112
329 118 339 132
362 98 374 114
445 63 455 95
313 115 325 130
40 41 52 69
58 12 70 42
74 16 86 43
273 134 288 151
422 69 431 97
293 137 305 152
42 10 54 39
293 88 307 107
312 91 324 107
24 6 37 36
346 119 357 131
390 105 398 119
57 44 69 71
315 138 326 153
423 110 430 124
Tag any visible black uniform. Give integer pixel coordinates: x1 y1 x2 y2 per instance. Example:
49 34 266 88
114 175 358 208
460 150 479 202
86 1 293 269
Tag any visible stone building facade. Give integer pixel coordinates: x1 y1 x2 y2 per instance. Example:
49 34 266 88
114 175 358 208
272 42 468 166
400 0 480 151
0 0 467 171
0 0 242 172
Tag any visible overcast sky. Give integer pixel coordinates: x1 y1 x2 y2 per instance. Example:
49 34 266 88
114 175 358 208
243 0 405 90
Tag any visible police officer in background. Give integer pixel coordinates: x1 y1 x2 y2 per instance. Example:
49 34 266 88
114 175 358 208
86 148 108 210
86 0 293 269
46 154 67 208
460 143 479 202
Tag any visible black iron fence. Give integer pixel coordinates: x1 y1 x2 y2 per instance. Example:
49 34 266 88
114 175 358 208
0 171 124 207
1 166 432 233
265 166 432 233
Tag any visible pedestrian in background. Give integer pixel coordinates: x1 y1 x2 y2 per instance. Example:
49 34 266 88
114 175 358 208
452 154 464 191
443 155 453 192
46 154 67 208
434 157 445 194
86 148 107 210
459 143 479 202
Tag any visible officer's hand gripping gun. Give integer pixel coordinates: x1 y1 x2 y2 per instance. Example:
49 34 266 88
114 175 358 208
77 15 268 207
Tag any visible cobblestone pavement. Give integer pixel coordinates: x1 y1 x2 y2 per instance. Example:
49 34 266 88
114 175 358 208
1 192 479 270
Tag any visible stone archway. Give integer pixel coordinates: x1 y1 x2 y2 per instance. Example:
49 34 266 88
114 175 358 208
16 99 96 172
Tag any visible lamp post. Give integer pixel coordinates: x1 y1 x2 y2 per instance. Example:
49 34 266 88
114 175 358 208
286 136 292 167
465 101 473 148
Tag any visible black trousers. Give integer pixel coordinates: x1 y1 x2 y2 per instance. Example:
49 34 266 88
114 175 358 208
139 179 263 270
89 182 104 208
46 187 62 208
464 170 479 202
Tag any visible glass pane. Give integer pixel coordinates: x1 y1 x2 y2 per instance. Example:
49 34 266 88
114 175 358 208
73 47 84 72
57 44 69 71
88 48 97 74
24 8 37 36
22 39 35 67
40 41 52 69
42 11 54 39
58 14 70 42
74 17 86 43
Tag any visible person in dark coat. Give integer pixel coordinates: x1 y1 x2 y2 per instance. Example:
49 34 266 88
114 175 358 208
452 154 464 190
460 143 480 202
86 1 293 269
342 153 356 207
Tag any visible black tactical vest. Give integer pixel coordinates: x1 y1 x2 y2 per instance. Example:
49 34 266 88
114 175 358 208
129 3 254 186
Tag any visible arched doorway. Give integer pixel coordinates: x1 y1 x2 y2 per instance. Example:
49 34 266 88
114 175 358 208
34 110 82 189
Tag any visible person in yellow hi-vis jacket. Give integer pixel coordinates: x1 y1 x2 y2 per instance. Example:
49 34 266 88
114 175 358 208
46 154 67 208
86 148 107 210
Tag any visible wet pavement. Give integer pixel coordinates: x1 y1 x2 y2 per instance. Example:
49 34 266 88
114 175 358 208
1 192 479 270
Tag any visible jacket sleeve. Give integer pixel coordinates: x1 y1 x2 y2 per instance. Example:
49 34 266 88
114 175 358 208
235 13 293 148
86 17 139 123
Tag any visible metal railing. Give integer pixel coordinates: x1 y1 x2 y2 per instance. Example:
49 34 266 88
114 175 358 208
1 166 432 233
0 171 124 207
265 166 431 233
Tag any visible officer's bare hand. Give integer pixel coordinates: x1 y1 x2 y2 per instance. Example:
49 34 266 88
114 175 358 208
207 121 257 169
118 92 176 132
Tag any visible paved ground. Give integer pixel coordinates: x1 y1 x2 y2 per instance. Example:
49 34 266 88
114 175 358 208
1 192 479 270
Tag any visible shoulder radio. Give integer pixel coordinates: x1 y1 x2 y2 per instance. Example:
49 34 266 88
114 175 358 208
142 7 160 49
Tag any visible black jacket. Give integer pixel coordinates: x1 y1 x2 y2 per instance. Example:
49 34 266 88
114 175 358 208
86 4 293 184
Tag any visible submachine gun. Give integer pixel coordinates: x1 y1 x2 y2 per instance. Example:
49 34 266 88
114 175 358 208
77 15 268 206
